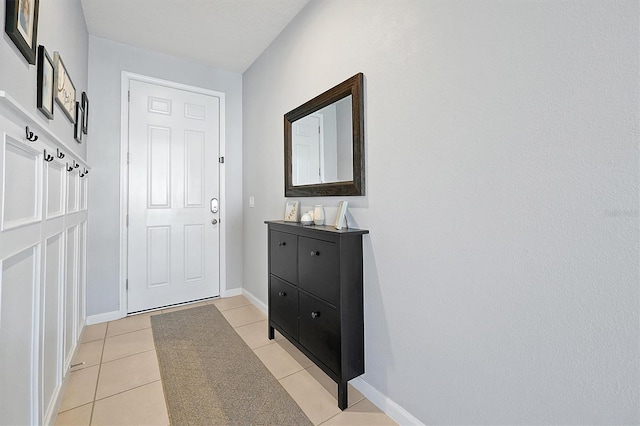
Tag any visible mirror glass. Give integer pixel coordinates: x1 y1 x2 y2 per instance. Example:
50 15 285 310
291 96 353 186
285 73 364 197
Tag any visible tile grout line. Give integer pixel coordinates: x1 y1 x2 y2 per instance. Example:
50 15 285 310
92 379 164 403
88 324 108 425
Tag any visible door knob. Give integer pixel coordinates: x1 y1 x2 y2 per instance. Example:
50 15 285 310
211 218 218 225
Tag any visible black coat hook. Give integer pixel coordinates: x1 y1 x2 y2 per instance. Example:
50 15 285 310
25 126 38 142
57 148 65 159
74 161 79 168
66 163 74 172
43 149 54 162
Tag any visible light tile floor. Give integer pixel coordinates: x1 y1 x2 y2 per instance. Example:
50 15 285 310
55 296 397 426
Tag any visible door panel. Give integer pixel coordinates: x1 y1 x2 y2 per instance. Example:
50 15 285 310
127 80 220 312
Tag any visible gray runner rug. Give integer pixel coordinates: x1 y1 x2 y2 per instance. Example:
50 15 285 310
150 304 313 426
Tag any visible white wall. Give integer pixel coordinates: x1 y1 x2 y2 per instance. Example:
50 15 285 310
242 0 639 424
86 36 243 317
0 0 88 159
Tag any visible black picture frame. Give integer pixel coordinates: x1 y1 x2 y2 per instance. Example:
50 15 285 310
36 45 54 119
81 92 89 134
74 101 84 143
54 52 76 123
4 0 40 64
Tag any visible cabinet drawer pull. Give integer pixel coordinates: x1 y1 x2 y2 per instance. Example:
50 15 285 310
311 311 320 319
278 291 286 297
278 242 286 247
310 251 320 256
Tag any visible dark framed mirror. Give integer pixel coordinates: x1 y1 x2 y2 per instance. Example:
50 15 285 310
285 73 364 197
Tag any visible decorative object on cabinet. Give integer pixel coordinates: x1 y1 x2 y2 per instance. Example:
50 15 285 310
265 220 369 410
53 52 76 123
284 200 300 222
313 205 325 225
4 0 40 64
334 201 349 230
25 125 38 141
284 73 365 197
81 92 89 134
37 45 54 119
74 101 84 143
300 212 313 226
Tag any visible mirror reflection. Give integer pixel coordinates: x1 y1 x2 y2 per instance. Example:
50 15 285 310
291 96 353 186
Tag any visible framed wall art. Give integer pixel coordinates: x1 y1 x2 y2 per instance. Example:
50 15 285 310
81 92 89 134
53 52 76 123
74 102 84 143
36 45 54 119
4 0 40 64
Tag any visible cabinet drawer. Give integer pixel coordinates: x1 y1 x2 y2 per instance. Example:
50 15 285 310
298 236 339 305
299 292 340 374
269 276 298 339
269 230 298 284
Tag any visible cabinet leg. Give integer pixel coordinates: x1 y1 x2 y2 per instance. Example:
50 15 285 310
338 380 348 410
268 325 275 340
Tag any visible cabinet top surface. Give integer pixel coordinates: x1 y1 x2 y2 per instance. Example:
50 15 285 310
265 220 369 236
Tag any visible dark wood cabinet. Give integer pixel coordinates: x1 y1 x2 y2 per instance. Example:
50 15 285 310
265 221 369 410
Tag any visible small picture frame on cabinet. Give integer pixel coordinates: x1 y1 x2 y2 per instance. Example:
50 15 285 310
36 45 54 119
334 201 349 230
284 201 300 222
74 101 84 143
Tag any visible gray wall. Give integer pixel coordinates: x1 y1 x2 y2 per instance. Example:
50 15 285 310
242 0 639 424
86 36 243 317
0 0 88 159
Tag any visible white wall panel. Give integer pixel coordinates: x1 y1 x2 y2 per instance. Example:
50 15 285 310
2 136 41 230
66 168 79 214
64 226 77 366
46 161 65 219
79 176 88 211
41 233 63 420
0 244 40 426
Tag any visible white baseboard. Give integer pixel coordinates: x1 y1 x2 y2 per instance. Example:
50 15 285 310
350 377 424 425
242 288 267 314
86 309 125 325
221 287 243 298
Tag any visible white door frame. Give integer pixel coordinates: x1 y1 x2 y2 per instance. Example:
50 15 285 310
119 72 226 316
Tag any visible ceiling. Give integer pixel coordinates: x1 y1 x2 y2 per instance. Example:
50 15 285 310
80 0 310 73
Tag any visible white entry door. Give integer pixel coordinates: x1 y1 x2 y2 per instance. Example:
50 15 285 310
292 114 322 185
127 79 220 313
